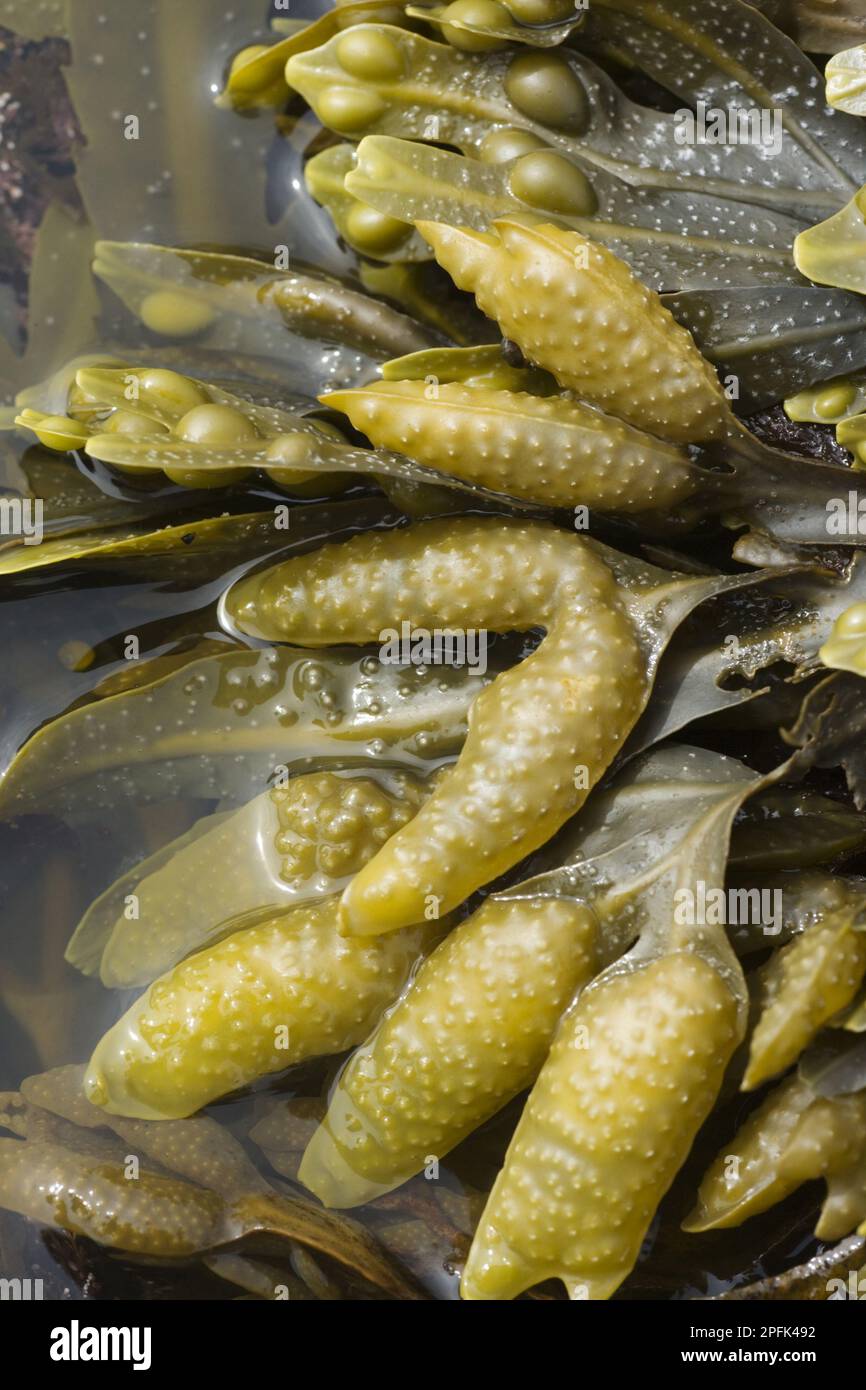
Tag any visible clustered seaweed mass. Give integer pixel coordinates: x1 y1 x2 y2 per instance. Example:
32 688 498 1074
6 0 866 1301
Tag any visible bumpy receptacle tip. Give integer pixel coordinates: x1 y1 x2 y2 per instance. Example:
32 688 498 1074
680 1204 720 1235
339 853 431 937
219 575 270 641
415 219 496 283
84 1014 181 1122
299 1111 400 1210
460 1228 540 1301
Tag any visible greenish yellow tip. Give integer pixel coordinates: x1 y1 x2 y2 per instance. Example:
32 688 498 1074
836 412 866 468
298 1122 391 1209
820 602 866 674
15 409 91 452
338 866 427 937
784 377 861 425
680 1207 714 1235
826 44 866 116
219 42 291 110
83 1068 108 1109
438 0 513 53
794 185 866 293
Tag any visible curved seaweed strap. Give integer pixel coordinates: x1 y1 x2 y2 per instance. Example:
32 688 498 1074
226 518 759 934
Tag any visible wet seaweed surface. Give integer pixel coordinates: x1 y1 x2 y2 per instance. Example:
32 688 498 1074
3 0 866 1303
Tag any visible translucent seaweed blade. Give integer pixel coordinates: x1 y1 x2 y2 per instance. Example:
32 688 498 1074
64 808 234 979
664 286 866 412
71 768 436 988
794 186 866 294
717 429 866 546
798 1032 866 1098
90 242 439 391
0 441 193 545
0 511 373 580
286 23 853 218
768 1 866 55
381 343 558 393
18 1066 268 1199
2 1067 423 1298
0 526 165 577
502 742 769 995
344 135 803 292
728 792 866 873
0 496 395 591
305 144 427 264
0 639 492 823
627 642 774 756
579 0 866 193
581 540 791 679
629 554 866 754
784 673 866 810
826 44 866 117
